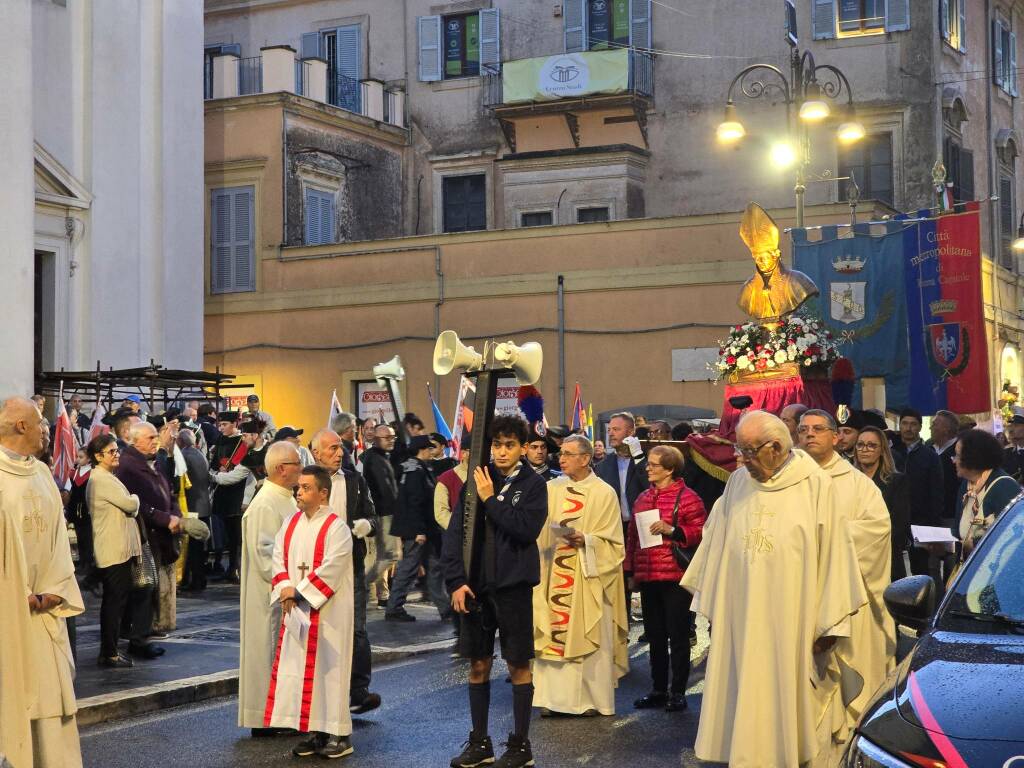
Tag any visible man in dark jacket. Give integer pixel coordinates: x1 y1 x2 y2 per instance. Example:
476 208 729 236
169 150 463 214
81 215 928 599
386 434 448 621
524 427 562 482
115 421 181 657
209 412 248 583
179 429 211 592
362 423 400 606
312 427 381 714
891 407 945 579
1002 414 1024 482
443 416 547 768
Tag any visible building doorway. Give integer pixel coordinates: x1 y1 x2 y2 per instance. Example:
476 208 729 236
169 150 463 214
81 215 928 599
34 250 57 376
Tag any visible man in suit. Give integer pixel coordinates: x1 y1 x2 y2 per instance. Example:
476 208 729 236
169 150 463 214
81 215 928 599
594 411 648 614
891 407 944 585
179 429 212 592
1003 414 1024 482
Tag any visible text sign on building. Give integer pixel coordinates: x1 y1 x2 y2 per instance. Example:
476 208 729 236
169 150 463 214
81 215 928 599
496 377 521 416
502 49 630 104
355 381 397 423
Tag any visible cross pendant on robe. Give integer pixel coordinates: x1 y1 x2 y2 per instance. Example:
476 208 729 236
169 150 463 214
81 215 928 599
297 562 311 580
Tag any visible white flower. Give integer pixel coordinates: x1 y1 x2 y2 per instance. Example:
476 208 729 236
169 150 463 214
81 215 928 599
804 358 813 366
766 359 776 368
774 350 787 364
736 356 750 370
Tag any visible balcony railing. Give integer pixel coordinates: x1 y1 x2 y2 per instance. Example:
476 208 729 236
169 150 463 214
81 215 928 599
483 49 654 108
328 71 365 114
295 59 312 97
238 56 262 96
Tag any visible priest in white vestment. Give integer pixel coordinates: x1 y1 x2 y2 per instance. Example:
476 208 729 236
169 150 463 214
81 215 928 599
533 435 628 716
798 409 897 736
0 397 84 768
264 466 354 760
681 411 867 768
239 442 302 733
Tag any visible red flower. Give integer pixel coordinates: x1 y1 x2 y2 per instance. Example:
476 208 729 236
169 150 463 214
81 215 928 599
726 355 736 364
755 359 768 371
755 345 763 351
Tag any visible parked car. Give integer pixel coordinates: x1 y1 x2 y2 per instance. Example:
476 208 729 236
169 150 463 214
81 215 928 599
843 495 1024 767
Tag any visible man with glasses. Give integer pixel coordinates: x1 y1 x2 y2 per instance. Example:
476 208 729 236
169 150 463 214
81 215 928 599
239 441 302 735
362 424 400 607
682 410 866 768
797 409 895 739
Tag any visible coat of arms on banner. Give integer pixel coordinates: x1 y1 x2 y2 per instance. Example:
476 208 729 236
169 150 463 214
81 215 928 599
829 282 866 324
928 322 967 370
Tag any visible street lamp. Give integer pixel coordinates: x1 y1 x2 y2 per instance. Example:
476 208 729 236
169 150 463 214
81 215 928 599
715 48 864 227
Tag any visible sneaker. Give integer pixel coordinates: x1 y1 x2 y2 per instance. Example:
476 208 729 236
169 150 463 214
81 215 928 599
97 653 133 668
384 610 416 622
316 735 354 759
450 731 495 767
493 734 534 768
292 733 327 757
634 691 668 709
350 692 381 714
665 693 688 712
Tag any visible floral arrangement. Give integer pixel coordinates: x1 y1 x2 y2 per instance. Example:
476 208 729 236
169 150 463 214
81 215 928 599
714 314 839 379
999 380 1019 423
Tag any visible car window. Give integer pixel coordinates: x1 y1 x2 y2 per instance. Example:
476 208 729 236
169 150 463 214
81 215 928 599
942 503 1024 627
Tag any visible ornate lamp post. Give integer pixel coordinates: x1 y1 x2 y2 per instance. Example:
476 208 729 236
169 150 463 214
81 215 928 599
716 48 865 228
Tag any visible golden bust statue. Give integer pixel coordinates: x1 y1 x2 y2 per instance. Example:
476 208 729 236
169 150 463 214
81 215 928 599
737 202 819 323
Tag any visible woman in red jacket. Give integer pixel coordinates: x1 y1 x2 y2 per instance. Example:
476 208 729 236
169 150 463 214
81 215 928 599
625 445 707 712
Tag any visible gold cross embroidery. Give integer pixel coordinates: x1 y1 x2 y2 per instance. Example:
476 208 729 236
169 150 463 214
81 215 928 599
22 489 46 539
744 506 775 557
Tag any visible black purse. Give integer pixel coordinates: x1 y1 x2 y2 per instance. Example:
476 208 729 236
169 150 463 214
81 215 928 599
669 488 699 569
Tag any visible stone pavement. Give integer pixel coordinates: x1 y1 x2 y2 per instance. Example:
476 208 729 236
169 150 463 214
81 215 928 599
71 581 458 725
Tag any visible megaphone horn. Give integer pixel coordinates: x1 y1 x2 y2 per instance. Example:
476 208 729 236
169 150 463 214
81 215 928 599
493 341 543 386
373 355 405 383
433 331 484 376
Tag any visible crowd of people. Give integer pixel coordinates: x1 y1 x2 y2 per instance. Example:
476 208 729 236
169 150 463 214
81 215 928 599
1 389 1019 767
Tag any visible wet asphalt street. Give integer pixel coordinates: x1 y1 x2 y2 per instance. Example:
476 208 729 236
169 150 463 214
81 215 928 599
81 634 711 768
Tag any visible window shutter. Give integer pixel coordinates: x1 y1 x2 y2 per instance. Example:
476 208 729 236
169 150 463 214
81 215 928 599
418 15 442 81
319 193 334 244
223 43 241 56
211 190 232 294
232 187 254 291
1001 177 1014 237
564 0 586 52
304 188 319 244
812 0 835 40
960 149 975 202
1011 32 1018 96
630 0 652 50
958 0 966 52
994 20 1005 87
940 0 950 40
335 24 362 111
479 9 500 73
886 0 910 33
300 32 321 60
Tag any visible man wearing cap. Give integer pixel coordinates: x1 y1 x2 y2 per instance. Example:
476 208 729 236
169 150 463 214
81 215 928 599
835 409 863 463
244 395 275 440
274 426 314 466
1003 415 1024 482
525 428 562 482
387 434 450 623
209 412 250 583
123 394 143 414
429 432 458 477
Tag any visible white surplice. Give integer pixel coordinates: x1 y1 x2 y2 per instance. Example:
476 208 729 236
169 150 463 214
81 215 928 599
681 450 867 768
238 481 298 728
264 505 353 736
533 472 628 716
0 476 36 768
0 450 84 768
821 454 897 730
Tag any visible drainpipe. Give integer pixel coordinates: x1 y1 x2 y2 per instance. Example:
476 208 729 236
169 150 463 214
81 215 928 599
986 0 1002 403
557 275 566 422
434 245 444 399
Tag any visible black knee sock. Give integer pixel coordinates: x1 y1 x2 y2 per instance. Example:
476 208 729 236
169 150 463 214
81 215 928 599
511 683 534 740
468 681 490 738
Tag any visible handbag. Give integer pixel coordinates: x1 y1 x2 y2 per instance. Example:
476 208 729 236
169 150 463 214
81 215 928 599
131 542 158 589
669 488 699 570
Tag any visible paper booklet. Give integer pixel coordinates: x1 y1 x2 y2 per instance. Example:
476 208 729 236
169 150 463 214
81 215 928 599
633 508 664 549
910 524 957 553
285 603 311 643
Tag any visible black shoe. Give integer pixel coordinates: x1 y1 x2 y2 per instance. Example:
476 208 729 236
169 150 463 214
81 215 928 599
493 734 534 768
250 727 293 737
637 632 648 643
316 735 354 759
634 691 668 709
665 693 688 712
127 643 165 659
384 610 416 622
450 731 495 767
97 653 134 668
350 692 381 714
292 733 327 757
377 599 388 608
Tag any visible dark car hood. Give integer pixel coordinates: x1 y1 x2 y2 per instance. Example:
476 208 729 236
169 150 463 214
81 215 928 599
895 630 1024 741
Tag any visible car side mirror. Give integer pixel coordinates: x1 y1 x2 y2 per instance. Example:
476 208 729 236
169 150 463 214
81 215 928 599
883 575 936 632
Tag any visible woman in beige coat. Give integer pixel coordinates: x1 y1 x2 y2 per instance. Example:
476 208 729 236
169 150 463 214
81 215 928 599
86 433 142 667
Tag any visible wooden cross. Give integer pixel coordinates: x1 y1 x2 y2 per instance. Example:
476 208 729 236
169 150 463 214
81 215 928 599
296 562 310 580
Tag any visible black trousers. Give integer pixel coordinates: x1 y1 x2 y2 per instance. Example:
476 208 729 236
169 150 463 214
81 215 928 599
102 559 153 657
224 515 242 574
70 511 96 572
639 580 693 695
183 520 208 590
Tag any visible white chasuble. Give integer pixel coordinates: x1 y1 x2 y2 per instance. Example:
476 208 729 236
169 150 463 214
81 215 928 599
264 506 353 736
681 450 867 768
238 481 298 728
533 472 628 715
822 454 897 729
0 480 36 768
0 451 84 768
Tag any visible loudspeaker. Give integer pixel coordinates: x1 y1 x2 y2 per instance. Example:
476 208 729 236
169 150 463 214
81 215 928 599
493 340 543 385
373 355 405 383
433 331 483 376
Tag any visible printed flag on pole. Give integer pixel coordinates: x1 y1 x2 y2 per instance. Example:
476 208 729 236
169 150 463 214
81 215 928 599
586 403 594 441
88 403 110 442
570 383 586 433
450 376 476 451
428 383 456 456
327 389 342 429
52 384 77 488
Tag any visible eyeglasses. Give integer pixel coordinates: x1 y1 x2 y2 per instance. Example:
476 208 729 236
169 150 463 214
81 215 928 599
734 440 772 459
796 424 834 435
647 461 665 469
101 448 121 456
855 442 880 451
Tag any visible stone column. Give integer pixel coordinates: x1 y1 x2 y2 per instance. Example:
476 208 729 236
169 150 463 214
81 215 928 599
0 1 35 395
304 58 327 103
212 53 240 98
362 79 384 121
261 45 296 94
